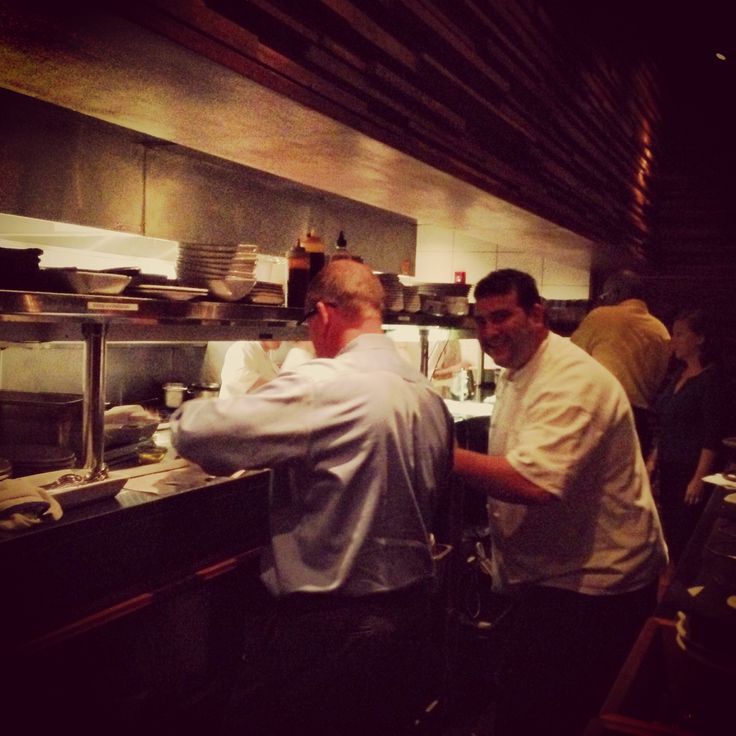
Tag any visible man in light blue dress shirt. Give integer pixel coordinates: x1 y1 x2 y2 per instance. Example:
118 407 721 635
172 260 454 735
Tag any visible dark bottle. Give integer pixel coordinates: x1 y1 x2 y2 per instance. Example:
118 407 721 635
302 229 326 282
286 239 309 309
330 230 352 262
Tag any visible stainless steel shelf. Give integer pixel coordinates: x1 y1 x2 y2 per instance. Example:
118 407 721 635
383 311 473 329
0 288 474 478
0 289 474 340
0 289 303 335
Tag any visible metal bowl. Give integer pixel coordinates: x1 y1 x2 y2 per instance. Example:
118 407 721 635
420 294 446 316
206 278 256 302
104 420 158 448
59 269 132 295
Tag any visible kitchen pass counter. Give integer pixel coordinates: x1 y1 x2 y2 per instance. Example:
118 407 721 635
1 460 271 651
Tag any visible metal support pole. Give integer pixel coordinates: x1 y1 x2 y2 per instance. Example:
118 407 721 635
419 327 429 377
81 322 108 481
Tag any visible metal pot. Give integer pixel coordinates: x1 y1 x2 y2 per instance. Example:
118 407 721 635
163 382 187 409
188 382 220 399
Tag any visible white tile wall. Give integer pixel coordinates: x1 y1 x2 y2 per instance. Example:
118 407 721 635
415 224 591 300
540 284 590 300
416 225 454 253
497 251 544 285
542 259 589 286
455 251 496 287
415 250 454 282
452 231 491 253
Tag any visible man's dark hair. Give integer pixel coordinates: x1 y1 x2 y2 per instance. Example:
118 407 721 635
601 270 646 303
674 307 720 366
474 268 542 314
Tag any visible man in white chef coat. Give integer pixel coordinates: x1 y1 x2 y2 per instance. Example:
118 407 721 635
453 268 668 736
218 339 283 397
171 260 453 735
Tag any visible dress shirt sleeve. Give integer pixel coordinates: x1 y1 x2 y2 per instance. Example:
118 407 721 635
171 372 314 476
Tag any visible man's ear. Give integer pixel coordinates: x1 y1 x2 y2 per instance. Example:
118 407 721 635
315 300 331 324
530 302 546 326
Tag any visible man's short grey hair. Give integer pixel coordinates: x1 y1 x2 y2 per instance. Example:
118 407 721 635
305 260 385 320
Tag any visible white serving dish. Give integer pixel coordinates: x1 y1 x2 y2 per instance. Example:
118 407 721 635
31 469 128 509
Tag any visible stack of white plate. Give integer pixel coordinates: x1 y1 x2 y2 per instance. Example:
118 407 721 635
402 284 421 312
377 273 404 312
417 282 471 299
248 282 285 305
176 242 259 285
415 282 472 316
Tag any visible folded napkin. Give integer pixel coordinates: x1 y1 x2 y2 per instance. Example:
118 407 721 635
702 473 736 490
0 477 63 531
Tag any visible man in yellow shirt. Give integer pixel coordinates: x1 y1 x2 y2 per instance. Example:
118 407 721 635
571 270 670 456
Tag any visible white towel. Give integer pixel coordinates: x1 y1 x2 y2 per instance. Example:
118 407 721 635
0 477 63 530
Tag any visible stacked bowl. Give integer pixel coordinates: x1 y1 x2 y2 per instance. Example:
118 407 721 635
418 282 471 316
176 242 258 301
377 273 404 312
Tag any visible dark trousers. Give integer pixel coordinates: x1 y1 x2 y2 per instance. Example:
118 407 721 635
658 462 709 563
632 405 655 459
492 582 658 736
221 583 432 736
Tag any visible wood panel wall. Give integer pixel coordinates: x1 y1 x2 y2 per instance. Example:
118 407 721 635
119 0 663 261
643 43 736 363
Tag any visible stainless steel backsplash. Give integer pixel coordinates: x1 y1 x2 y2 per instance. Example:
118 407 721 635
0 88 416 273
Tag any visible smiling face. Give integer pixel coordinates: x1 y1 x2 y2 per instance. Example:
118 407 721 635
473 288 546 369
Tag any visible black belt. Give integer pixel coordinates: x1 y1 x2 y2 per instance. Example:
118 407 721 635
275 580 432 612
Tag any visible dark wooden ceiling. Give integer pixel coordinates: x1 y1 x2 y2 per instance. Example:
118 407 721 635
5 0 734 306
120 0 736 324
543 0 736 271
118 0 672 262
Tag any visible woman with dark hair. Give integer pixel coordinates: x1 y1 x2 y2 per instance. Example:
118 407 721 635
647 308 726 562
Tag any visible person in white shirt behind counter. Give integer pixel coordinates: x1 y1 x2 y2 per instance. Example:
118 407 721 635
393 335 475 398
218 340 282 398
279 340 315 371
218 340 315 398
